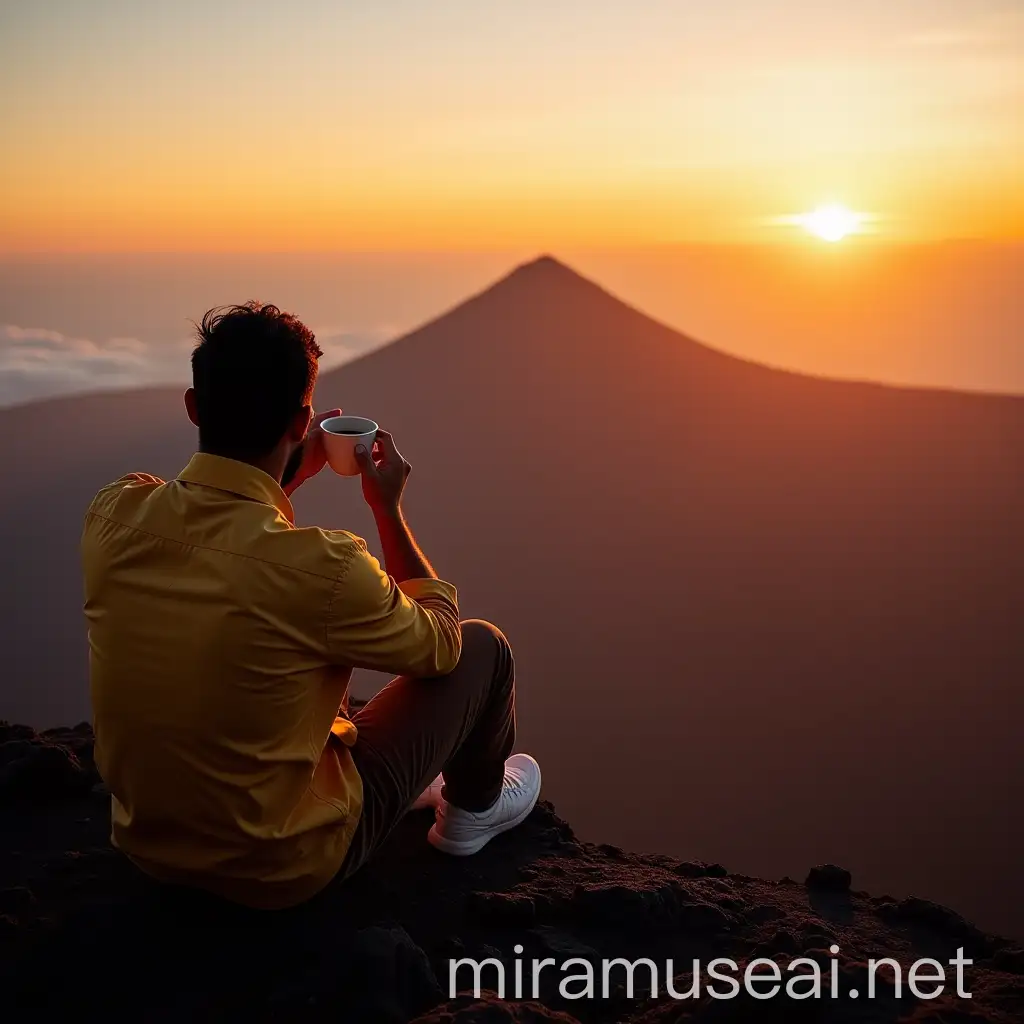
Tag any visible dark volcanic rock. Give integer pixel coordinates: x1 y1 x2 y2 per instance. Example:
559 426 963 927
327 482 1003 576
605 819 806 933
805 864 853 892
0 720 99 804
991 946 1024 974
571 880 682 929
264 924 441 1022
529 925 599 961
344 925 443 1021
882 896 973 934
0 885 35 919
672 861 729 879
0 724 36 743
0 739 90 802
0 724 1020 1023
470 891 539 927
411 997 582 1023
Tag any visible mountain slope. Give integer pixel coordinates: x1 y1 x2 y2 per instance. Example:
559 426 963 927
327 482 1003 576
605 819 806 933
1 256 1021 937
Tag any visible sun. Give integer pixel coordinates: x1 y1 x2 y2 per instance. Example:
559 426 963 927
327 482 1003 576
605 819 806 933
799 204 862 242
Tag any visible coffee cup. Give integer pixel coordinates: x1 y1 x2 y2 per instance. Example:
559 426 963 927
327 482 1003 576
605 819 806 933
320 415 379 477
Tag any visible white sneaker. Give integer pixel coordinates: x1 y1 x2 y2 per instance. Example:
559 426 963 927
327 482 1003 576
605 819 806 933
411 774 444 811
427 754 541 856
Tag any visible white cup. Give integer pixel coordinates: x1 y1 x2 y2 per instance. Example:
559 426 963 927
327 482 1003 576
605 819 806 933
320 415 378 477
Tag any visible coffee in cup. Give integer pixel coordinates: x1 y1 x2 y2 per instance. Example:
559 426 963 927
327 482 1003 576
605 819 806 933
320 415 378 477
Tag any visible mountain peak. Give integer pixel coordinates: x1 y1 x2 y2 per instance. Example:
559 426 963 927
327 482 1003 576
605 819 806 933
471 254 618 313
407 253 619 334
504 254 589 286
514 253 571 272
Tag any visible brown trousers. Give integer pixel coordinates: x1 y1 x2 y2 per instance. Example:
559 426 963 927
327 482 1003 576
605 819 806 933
337 619 516 879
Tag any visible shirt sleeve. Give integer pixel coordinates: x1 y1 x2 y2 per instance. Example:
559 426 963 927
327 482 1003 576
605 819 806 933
325 538 462 678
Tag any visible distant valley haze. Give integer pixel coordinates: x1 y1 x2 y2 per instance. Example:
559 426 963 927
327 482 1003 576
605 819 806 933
1 256 1021 940
2 242 1022 409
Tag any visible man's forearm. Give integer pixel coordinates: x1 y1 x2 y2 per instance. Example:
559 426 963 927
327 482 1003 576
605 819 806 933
373 505 438 584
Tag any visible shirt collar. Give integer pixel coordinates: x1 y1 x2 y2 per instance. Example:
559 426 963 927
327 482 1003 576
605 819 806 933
177 452 295 524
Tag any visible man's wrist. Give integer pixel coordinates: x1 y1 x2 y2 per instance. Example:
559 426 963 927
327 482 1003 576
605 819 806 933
371 500 403 523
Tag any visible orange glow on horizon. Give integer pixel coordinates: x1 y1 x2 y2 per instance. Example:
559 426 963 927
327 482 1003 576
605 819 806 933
3 168 1023 254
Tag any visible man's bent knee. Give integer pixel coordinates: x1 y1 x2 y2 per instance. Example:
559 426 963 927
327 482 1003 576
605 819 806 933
459 618 508 647
455 620 514 691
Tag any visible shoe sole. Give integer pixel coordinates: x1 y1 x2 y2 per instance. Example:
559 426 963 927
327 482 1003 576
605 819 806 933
427 786 541 856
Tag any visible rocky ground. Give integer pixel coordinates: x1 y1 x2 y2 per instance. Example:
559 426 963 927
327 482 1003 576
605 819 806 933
2 721 1022 1023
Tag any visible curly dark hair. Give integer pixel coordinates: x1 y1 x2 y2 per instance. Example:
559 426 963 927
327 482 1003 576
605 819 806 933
190 301 323 461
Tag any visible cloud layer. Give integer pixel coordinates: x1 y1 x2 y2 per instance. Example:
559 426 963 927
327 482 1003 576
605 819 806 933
0 325 391 408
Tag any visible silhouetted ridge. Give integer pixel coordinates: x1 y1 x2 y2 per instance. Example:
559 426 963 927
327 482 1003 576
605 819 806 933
315 251 682 376
507 254 582 280
326 249 706 373
491 253 616 302
425 253 627 328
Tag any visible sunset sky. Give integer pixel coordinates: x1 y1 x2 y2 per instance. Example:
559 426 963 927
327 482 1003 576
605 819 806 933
1 0 1022 251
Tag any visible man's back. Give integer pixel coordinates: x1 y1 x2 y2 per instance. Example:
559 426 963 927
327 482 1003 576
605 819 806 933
83 452 459 907
78 300 534 911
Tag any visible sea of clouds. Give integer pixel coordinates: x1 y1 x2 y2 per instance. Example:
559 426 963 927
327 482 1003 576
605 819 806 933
0 325 391 408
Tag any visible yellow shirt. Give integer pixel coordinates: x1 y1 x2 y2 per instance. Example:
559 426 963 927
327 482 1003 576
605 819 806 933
81 452 461 909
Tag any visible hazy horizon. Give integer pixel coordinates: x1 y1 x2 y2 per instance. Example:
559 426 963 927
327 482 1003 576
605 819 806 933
2 241 1022 409
5 1 1020 405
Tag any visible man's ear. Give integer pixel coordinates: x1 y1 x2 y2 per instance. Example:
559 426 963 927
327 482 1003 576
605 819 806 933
288 404 313 443
184 388 199 428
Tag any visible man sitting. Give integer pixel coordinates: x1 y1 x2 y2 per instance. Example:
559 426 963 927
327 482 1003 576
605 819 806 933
81 301 541 909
